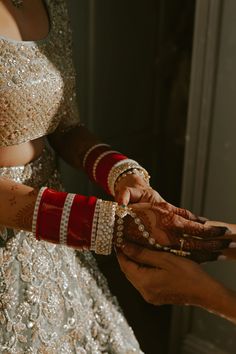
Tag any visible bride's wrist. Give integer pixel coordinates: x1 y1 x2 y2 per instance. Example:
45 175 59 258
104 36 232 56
33 187 119 255
82 142 150 196
32 188 157 256
114 168 150 193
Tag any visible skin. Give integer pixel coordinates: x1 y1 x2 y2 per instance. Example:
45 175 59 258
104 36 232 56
118 203 236 262
0 1 158 235
0 1 233 258
116 221 236 324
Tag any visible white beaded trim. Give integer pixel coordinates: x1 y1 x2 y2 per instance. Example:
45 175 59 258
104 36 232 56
114 168 150 191
90 199 102 251
93 150 120 182
32 187 47 239
82 143 110 168
59 193 76 245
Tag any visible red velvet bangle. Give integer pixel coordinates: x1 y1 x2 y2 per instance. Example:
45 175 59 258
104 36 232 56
67 195 97 249
96 153 128 194
85 145 111 182
37 189 67 244
83 144 129 194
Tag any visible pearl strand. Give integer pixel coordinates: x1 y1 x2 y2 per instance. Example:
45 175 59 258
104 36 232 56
115 206 191 257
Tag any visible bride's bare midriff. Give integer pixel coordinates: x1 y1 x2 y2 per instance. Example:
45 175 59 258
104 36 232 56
0 137 46 167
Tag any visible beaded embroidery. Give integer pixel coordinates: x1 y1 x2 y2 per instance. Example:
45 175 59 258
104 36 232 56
0 0 142 350
0 147 142 353
0 0 80 146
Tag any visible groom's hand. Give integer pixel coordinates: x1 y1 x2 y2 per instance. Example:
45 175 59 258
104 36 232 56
117 243 224 307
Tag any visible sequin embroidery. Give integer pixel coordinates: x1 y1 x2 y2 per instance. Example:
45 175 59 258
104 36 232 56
0 147 143 353
0 0 79 146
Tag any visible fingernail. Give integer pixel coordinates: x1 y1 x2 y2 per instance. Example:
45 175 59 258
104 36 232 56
218 255 227 261
122 244 131 255
198 216 209 224
224 228 232 235
215 226 231 236
118 202 127 207
229 242 236 248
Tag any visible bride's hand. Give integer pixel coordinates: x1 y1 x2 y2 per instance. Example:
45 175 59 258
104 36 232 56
114 174 206 226
114 173 164 205
117 202 233 263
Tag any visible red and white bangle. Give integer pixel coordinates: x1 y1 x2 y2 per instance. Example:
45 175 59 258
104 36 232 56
83 143 151 195
32 186 47 239
32 187 118 255
82 143 110 169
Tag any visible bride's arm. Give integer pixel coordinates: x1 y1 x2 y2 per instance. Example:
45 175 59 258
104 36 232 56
48 125 153 205
0 177 37 231
0 179 230 258
48 125 100 170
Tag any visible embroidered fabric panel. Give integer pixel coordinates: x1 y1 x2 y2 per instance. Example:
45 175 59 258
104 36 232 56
0 148 142 353
0 0 80 147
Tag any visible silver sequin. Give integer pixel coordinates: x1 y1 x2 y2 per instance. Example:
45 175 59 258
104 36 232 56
0 147 142 353
0 0 143 350
0 0 80 147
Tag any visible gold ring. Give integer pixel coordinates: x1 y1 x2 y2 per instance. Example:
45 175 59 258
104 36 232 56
169 239 191 257
180 239 185 252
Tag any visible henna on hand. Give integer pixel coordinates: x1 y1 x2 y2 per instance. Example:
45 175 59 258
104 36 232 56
120 202 231 263
14 201 35 231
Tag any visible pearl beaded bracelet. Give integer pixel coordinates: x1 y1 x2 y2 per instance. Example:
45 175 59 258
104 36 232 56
114 205 191 257
114 167 150 191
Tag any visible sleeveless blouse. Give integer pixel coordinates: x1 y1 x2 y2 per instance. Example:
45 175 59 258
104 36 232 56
0 0 79 147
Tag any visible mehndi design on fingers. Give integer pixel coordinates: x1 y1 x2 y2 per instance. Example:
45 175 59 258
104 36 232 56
169 237 232 252
115 206 191 256
116 205 232 261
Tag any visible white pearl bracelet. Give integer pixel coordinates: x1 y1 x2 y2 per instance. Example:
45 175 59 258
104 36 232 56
114 167 150 191
114 206 191 257
108 159 145 196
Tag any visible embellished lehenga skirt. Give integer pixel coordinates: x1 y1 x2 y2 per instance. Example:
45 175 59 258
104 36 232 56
0 146 142 354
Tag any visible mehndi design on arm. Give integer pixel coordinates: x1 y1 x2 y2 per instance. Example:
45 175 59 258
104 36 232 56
14 202 35 230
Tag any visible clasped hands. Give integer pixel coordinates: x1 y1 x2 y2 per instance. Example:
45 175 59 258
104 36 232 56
114 173 234 263
113 174 236 314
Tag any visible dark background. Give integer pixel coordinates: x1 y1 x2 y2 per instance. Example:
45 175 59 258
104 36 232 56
64 1 196 353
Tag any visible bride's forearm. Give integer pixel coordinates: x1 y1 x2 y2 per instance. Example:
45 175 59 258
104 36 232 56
0 177 37 231
48 125 101 170
0 180 119 253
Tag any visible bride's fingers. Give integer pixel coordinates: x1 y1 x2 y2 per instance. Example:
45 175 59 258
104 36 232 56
186 250 222 263
171 215 230 238
168 204 207 224
170 237 233 252
115 187 131 206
